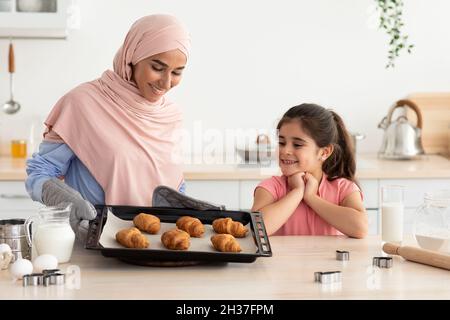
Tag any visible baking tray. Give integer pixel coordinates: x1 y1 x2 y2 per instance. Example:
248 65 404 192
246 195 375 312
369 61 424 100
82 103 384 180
85 205 272 265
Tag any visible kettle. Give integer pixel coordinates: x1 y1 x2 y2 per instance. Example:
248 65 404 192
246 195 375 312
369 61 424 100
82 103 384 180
378 99 425 159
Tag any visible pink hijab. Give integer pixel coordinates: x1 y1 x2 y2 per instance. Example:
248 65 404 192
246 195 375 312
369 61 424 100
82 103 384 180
44 14 191 206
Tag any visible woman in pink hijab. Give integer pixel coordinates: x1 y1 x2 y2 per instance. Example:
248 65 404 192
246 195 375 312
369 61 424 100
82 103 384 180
25 14 191 238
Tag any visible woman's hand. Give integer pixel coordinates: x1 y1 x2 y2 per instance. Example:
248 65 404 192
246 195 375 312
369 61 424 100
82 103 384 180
41 178 97 238
287 171 305 192
303 172 319 203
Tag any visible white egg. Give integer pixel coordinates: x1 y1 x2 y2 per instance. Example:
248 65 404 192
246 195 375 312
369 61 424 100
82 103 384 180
9 259 33 280
0 250 13 270
33 254 58 273
0 243 12 254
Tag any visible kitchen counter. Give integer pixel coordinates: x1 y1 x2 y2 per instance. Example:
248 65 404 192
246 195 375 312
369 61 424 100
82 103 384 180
1 154 450 181
1 236 448 300
183 153 450 180
0 157 28 180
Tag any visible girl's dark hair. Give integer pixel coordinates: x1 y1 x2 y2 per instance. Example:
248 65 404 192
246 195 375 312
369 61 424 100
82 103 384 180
277 103 356 183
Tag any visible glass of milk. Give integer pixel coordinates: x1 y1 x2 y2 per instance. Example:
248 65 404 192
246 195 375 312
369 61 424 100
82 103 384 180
25 203 75 263
381 185 405 244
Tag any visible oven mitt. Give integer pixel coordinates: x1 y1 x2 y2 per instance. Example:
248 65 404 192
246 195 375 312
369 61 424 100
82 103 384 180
152 185 226 211
41 178 97 242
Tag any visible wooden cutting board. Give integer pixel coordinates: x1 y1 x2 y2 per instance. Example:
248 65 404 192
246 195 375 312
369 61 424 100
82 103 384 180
406 93 450 157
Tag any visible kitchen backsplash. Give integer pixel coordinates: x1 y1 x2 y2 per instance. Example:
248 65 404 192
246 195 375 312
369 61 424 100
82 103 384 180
406 93 450 157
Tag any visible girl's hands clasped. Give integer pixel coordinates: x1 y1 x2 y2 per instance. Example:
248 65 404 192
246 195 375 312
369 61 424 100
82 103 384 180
287 171 305 193
303 172 319 203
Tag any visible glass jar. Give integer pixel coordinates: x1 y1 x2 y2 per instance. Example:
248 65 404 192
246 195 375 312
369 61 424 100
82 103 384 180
24 204 75 263
11 139 27 158
413 190 450 253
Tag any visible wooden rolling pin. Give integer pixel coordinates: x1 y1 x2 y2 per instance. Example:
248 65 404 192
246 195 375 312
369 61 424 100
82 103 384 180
383 243 450 271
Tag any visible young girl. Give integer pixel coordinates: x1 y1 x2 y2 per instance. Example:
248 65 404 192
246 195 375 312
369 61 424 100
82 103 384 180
252 103 368 238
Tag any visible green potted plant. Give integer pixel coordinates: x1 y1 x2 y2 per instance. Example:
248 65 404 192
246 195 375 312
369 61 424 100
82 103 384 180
375 0 414 68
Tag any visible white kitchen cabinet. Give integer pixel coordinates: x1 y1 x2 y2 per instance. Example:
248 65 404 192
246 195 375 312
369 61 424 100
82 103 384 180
239 180 260 210
359 179 380 235
379 179 450 208
358 179 379 209
184 180 240 210
379 179 450 235
0 0 75 38
367 209 378 235
0 181 41 220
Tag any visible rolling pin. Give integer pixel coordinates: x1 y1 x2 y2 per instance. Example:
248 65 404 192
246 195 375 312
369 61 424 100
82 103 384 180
383 243 450 271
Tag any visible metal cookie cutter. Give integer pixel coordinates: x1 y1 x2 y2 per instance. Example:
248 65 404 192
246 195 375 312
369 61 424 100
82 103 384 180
336 250 350 261
43 273 65 286
314 271 342 284
42 269 60 275
22 273 44 287
373 256 393 268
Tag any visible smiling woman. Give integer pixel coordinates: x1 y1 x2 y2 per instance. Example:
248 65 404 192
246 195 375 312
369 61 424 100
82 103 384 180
132 50 186 103
25 14 191 241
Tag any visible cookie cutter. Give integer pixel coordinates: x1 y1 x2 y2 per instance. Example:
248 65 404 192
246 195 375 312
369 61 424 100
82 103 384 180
314 271 342 284
373 256 393 268
336 250 350 261
42 269 60 275
22 273 44 287
43 273 65 286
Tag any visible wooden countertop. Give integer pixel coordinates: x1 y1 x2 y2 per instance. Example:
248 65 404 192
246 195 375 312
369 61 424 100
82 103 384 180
1 236 448 300
182 153 450 180
1 154 449 181
0 157 28 180
351 153 450 179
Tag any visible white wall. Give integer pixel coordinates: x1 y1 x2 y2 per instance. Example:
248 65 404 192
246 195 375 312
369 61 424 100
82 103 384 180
0 0 449 157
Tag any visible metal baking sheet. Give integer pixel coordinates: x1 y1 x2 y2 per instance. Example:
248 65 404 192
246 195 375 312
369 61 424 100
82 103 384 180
100 209 258 254
86 205 272 264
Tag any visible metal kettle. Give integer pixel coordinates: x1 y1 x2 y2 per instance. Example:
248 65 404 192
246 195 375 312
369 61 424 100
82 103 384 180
378 99 425 159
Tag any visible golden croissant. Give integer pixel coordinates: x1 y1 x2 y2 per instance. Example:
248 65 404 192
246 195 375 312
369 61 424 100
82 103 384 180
176 216 205 237
212 217 248 238
211 234 241 252
161 228 190 250
116 227 149 249
133 213 160 234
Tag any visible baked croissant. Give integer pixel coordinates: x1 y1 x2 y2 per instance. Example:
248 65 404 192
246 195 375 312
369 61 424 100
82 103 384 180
161 228 190 250
116 227 149 249
133 213 160 234
212 217 248 238
211 234 242 252
176 216 205 237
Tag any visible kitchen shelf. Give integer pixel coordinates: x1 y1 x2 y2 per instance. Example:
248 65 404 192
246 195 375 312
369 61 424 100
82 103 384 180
0 0 74 39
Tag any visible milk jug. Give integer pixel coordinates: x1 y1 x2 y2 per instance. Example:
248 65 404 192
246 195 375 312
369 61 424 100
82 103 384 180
25 204 75 263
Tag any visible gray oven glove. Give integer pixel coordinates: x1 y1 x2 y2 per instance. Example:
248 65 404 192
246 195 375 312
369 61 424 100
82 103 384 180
152 185 226 210
41 178 97 240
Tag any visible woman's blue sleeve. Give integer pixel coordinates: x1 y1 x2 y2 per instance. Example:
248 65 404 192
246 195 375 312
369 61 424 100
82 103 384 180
25 142 76 202
178 180 186 194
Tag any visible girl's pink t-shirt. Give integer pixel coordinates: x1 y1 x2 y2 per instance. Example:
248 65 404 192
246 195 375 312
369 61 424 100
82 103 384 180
256 174 363 236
